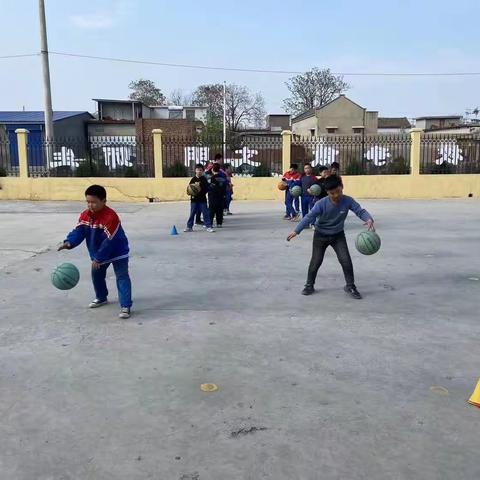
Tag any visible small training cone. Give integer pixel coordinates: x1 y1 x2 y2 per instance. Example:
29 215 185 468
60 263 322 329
170 225 178 235
468 379 480 408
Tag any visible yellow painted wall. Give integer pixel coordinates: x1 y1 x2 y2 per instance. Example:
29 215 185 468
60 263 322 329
0 175 479 202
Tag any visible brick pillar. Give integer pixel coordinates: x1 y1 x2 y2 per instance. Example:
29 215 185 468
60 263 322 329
15 128 29 179
152 129 163 178
281 130 292 174
410 128 422 176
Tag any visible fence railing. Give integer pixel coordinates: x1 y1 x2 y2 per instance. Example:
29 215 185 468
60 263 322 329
162 134 282 177
26 136 154 177
292 134 412 175
6 129 480 180
0 137 19 177
420 133 480 174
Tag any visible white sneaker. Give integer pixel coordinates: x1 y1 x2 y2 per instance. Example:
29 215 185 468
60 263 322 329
119 308 131 319
184 227 193 232
206 228 215 233
89 299 108 308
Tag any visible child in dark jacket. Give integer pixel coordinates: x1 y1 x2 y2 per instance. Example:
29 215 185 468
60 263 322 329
300 163 317 225
58 184 132 319
185 164 214 233
208 163 227 227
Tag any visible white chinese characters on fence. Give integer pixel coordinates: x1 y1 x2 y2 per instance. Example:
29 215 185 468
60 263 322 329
184 146 261 168
436 142 464 165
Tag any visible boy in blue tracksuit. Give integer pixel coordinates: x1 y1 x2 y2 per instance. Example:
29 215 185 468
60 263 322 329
287 175 374 300
300 163 317 226
58 184 132 319
282 163 302 220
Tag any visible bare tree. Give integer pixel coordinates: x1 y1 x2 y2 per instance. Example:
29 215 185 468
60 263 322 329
168 88 193 106
283 68 350 116
192 83 266 131
128 79 166 105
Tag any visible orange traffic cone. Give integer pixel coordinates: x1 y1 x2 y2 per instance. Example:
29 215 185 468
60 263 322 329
468 379 480 408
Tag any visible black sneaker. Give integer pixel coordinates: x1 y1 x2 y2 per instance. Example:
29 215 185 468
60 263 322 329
195 220 204 225
301 285 315 295
344 285 362 299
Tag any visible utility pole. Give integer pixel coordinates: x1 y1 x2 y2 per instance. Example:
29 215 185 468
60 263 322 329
223 81 227 159
39 0 54 147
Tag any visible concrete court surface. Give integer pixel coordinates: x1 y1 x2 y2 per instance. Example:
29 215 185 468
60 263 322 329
0 198 479 480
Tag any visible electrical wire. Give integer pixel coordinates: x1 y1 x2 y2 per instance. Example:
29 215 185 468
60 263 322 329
3 50 480 77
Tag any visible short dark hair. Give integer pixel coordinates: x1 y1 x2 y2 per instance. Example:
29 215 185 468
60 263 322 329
304 162 312 167
195 163 204 170
224 163 231 169
212 163 220 173
290 163 298 170
324 175 342 191
85 184 107 200
331 162 340 169
318 166 329 172
214 153 223 161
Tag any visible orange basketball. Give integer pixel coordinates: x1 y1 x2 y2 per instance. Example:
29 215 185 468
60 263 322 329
277 181 288 191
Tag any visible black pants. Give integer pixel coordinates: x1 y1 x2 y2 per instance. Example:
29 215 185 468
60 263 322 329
306 231 355 287
209 203 224 226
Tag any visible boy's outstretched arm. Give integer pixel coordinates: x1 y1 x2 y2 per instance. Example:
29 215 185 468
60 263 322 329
287 201 323 241
349 198 374 230
59 217 87 250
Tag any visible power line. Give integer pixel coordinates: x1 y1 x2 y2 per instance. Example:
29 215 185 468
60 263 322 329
3 50 480 77
0 53 39 59
48 51 480 77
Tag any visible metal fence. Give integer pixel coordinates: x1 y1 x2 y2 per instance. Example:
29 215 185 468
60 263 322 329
292 134 411 175
0 137 19 176
27 136 154 177
162 134 282 177
420 133 480 174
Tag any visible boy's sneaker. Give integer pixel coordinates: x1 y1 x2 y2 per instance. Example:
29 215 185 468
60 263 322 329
119 308 131 319
206 228 215 233
226 211 233 216
195 220 204 225
89 299 108 308
310 224 315 229
217 224 223 228
301 285 315 296
344 285 362 299
184 227 193 232
283 215 290 220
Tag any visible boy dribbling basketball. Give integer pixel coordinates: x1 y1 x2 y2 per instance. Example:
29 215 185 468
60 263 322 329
287 175 374 299
58 185 132 318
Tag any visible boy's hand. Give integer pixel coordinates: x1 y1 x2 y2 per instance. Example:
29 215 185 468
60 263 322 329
286 232 297 242
92 260 101 270
364 219 374 231
58 242 71 251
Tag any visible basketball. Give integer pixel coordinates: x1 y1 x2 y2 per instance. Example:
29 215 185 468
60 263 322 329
308 184 322 196
51 262 80 290
277 181 288 191
290 185 302 197
187 183 201 196
355 231 381 255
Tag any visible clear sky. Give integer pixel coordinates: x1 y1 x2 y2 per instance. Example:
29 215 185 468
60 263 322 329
1 0 479 120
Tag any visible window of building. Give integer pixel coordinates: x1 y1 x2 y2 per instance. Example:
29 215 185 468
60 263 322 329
326 126 338 134
310 129 315 137
186 109 195 121
352 126 364 134
169 109 183 119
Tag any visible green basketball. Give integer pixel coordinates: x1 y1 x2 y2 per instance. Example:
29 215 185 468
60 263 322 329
309 184 322 196
290 185 302 197
51 263 80 290
355 231 381 255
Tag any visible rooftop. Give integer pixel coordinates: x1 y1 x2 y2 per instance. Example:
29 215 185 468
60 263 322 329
378 117 412 129
0 111 92 124
416 115 462 120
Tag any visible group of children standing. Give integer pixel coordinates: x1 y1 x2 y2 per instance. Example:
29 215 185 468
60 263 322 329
185 154 234 232
282 161 341 223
